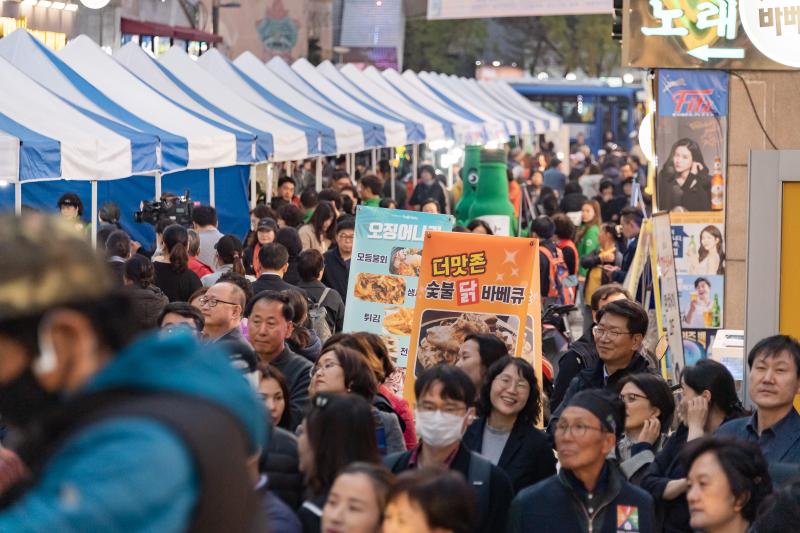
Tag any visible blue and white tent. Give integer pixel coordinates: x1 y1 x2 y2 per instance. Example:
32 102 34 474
234 52 377 154
114 43 312 163
196 49 338 156
480 80 562 134
272 57 424 148
0 53 159 182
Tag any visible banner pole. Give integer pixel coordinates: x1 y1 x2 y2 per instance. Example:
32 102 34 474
14 182 21 215
249 165 257 209
91 180 98 249
209 168 216 207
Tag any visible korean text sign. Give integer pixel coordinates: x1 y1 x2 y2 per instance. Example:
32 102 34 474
624 0 791 69
404 232 542 401
343 206 454 394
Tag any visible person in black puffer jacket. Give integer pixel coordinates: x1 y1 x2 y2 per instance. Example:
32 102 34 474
123 254 168 333
260 425 303 510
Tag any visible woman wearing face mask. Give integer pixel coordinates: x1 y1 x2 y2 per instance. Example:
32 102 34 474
616 373 675 483
454 333 509 400
383 468 477 533
684 438 772 533
309 343 406 455
462 357 556 493
244 217 278 276
321 462 395 533
640 360 747 532
297 393 380 533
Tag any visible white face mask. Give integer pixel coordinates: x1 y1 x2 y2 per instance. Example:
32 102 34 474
415 409 466 448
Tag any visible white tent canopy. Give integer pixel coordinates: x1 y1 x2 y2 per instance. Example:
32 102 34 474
0 133 19 181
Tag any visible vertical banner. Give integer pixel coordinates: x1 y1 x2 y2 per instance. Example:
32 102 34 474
404 232 541 401
343 206 454 395
656 69 728 339
652 213 685 382
624 218 653 303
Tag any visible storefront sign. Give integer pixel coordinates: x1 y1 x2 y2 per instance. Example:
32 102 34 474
404 232 542 400
427 0 612 20
624 0 792 69
739 0 800 68
343 206 453 395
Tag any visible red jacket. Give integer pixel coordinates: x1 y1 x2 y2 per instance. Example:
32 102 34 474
188 256 213 279
380 384 417 449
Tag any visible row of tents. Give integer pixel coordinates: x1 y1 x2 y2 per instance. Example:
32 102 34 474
0 29 561 243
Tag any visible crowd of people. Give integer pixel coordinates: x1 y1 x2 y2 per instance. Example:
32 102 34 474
0 145 796 533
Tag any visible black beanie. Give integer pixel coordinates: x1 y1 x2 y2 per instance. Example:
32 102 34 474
566 389 626 440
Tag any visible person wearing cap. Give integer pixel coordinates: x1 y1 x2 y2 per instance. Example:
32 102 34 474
507 389 655 533
57 192 85 230
0 214 267 531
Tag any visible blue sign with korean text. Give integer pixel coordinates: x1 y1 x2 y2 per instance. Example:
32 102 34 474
658 69 729 117
343 206 454 392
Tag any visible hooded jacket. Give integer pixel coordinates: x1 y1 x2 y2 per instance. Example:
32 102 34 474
0 333 266 532
124 284 169 332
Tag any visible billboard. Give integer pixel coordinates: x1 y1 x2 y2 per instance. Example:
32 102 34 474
427 0 612 19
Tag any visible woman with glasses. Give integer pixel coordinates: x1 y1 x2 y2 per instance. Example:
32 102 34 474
685 438 772 533
463 356 556 493
153 224 203 302
616 373 675 484
308 343 406 455
507 388 655 532
640 359 747 533
298 392 380 533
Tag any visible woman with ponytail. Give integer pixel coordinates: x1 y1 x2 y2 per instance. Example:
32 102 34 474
153 224 202 302
201 234 247 287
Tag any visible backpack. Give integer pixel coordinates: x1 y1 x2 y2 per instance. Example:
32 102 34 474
540 243 576 306
307 288 333 342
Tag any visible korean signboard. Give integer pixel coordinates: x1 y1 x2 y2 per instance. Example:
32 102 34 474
624 0 793 69
403 232 542 400
654 70 728 333
651 212 685 381
343 206 454 395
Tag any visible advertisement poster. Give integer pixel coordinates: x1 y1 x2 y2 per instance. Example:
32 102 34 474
624 217 652 303
404 232 541 400
656 70 728 331
652 213 684 381
343 206 454 395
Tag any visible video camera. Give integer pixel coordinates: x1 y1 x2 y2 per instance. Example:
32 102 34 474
134 190 195 226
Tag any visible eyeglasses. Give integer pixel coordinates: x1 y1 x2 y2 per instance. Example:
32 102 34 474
160 323 197 335
310 360 341 378
619 392 649 404
593 326 635 340
198 296 239 308
337 233 355 241
416 404 467 416
495 375 531 392
554 422 604 438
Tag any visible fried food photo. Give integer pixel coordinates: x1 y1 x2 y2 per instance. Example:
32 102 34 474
383 307 414 336
353 273 406 304
390 248 423 277
417 313 490 368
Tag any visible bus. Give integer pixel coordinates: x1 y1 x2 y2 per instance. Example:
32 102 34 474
511 81 644 155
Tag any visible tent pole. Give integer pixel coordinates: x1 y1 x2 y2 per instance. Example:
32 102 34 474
249 165 257 209
372 148 377 173
390 147 396 201
91 180 98 249
412 144 419 187
155 171 162 200
266 163 274 204
14 182 21 216
316 156 323 192
209 168 216 207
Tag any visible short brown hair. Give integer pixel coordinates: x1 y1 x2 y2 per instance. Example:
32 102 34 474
590 283 631 312
319 344 378 400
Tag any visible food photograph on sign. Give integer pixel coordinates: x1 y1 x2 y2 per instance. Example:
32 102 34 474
414 310 520 374
389 247 423 277
677 274 724 329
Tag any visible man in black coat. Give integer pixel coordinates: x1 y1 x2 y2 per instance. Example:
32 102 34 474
551 284 632 412
252 243 307 298
322 218 354 303
553 299 656 422
296 249 345 333
384 365 513 533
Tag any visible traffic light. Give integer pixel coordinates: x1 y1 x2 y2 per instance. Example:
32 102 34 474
612 0 623 43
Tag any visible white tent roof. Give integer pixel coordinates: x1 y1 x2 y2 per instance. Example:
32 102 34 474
0 133 19 181
482 80 562 133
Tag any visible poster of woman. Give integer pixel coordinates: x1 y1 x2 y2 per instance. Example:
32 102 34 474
670 214 726 276
657 138 712 212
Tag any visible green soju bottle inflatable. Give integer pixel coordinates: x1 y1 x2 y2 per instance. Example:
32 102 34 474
455 144 482 226
468 149 517 236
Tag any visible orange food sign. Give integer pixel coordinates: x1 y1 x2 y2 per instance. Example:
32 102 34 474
404 231 543 401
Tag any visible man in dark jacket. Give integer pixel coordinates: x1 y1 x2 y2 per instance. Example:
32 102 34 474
0 214 266 531
296 249 345 333
252 243 307 298
261 426 303 510
551 284 632 412
385 365 513 533
553 299 654 421
246 291 312 431
606 207 643 287
409 165 449 213
508 389 655 532
322 218 354 303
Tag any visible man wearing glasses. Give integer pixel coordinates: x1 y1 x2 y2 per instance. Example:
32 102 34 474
553 299 655 422
322 217 354 304
508 389 655 532
200 282 259 387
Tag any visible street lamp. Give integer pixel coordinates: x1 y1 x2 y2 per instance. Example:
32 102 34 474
212 0 241 43
79 0 110 8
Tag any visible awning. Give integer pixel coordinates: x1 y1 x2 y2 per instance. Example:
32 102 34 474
121 18 222 44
